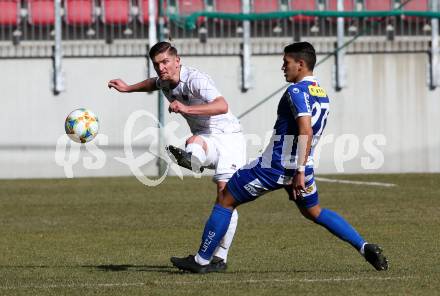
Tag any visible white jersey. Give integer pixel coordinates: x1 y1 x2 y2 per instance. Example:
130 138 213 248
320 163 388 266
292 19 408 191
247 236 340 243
156 65 242 135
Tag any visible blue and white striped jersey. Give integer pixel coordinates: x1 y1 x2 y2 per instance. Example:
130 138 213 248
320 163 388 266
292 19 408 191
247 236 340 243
260 76 330 176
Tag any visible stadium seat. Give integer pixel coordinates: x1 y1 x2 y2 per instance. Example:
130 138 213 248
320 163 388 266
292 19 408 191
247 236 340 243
178 0 205 25
101 0 131 25
402 0 429 22
64 0 94 25
326 0 354 23
178 0 204 15
253 0 279 13
0 0 20 25
364 0 392 11
364 0 393 23
326 0 354 11
403 0 429 11
27 0 55 25
215 0 241 13
290 0 316 22
138 0 160 23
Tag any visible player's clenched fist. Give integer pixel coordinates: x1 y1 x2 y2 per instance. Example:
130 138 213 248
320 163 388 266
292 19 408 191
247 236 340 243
108 79 131 92
169 100 189 114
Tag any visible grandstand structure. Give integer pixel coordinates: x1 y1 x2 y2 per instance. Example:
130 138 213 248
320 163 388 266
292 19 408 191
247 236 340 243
1 1 439 91
1 0 439 93
0 1 437 53
1 1 440 179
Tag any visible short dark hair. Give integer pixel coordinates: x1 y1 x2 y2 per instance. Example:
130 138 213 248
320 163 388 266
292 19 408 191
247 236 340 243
149 41 178 60
284 42 316 71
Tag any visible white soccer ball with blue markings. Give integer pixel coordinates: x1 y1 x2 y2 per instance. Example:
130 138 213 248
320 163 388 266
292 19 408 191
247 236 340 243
64 108 99 143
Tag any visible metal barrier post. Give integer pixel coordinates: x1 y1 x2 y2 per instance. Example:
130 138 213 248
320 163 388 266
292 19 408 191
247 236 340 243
157 0 166 176
241 0 252 92
430 0 439 89
53 0 64 95
334 0 347 91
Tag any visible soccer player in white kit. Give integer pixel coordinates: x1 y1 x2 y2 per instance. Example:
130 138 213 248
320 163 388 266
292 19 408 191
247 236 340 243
108 41 246 272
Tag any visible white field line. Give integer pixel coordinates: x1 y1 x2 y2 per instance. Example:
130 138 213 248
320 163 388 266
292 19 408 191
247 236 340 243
315 177 397 187
0 276 415 290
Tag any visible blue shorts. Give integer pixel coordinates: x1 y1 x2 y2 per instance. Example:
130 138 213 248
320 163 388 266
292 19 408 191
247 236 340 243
227 163 319 209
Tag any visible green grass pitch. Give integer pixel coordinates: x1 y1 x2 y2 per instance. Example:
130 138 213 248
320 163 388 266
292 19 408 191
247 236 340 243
0 174 439 295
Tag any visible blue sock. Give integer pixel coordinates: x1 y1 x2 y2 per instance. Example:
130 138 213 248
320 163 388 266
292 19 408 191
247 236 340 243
315 208 365 250
197 204 233 261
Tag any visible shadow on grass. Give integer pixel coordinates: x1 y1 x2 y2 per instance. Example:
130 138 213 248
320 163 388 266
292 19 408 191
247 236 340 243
88 264 175 273
0 264 371 274
0 264 177 273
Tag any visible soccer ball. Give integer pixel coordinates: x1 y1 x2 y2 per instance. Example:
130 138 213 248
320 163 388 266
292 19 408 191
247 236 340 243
64 108 99 143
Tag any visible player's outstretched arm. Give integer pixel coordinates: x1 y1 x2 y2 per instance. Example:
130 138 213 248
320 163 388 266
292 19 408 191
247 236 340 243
108 78 158 93
169 97 228 116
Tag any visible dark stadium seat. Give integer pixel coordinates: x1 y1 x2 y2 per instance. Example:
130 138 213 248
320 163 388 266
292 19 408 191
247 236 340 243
215 0 241 13
101 0 131 25
326 0 354 11
28 0 55 25
290 0 316 22
253 0 279 13
64 0 94 25
0 0 20 25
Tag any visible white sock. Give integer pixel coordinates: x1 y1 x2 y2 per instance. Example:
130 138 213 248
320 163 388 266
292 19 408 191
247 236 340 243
212 209 238 263
186 143 207 164
195 253 210 266
360 242 368 256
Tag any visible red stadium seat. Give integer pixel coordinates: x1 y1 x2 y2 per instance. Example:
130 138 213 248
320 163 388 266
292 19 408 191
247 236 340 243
0 0 20 25
101 0 131 25
326 0 354 23
178 0 204 15
326 0 354 11
215 0 241 13
64 0 94 25
364 0 392 11
138 0 159 23
28 0 55 25
364 0 392 22
403 0 429 10
290 0 316 22
253 0 279 13
178 0 205 25
402 0 429 22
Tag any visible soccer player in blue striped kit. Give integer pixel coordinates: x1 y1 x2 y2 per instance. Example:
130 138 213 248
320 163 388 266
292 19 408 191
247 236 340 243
171 42 388 273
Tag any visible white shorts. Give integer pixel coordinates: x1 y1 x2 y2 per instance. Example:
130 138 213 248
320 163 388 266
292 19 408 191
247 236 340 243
198 132 246 183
